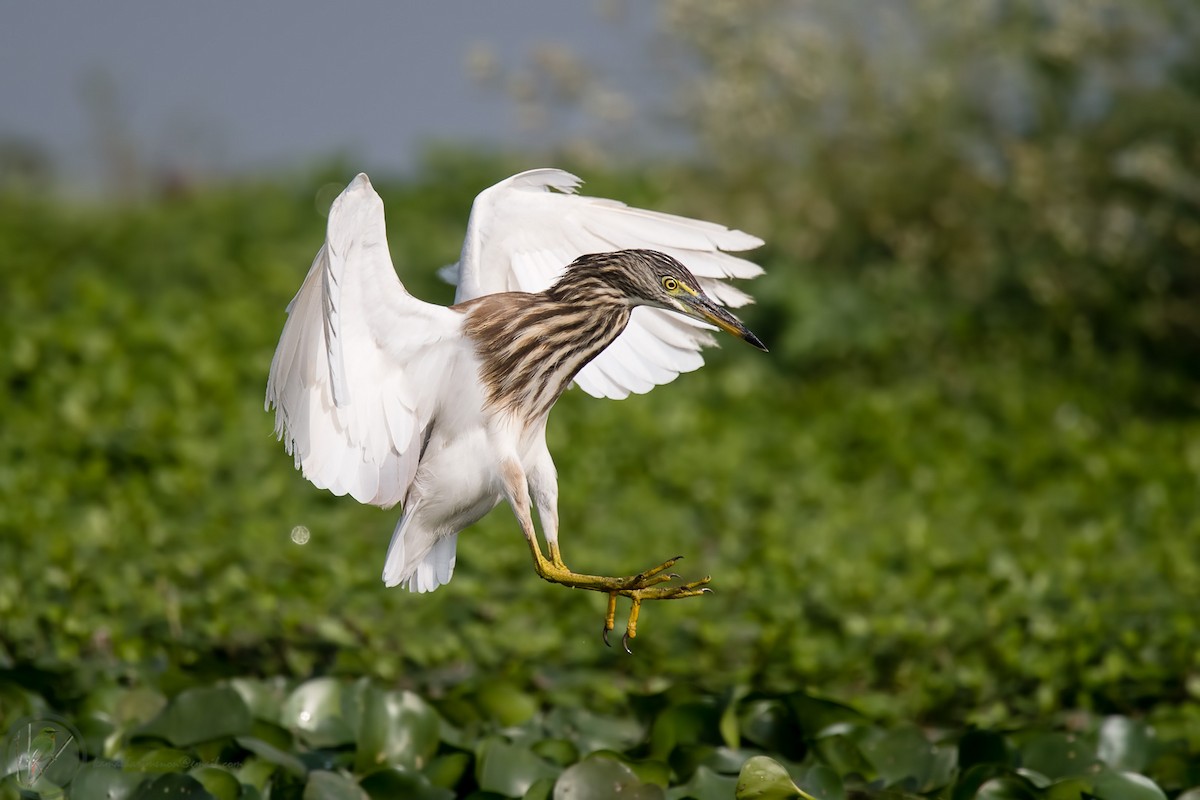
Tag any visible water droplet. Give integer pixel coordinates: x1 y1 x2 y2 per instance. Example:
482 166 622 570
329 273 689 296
291 526 310 545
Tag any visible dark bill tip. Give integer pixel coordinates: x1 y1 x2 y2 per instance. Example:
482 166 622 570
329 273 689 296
742 330 769 352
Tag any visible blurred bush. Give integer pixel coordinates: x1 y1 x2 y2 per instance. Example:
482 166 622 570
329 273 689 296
506 0 1200 365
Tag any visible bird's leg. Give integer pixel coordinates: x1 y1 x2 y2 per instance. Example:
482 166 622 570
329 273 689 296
511 456 713 646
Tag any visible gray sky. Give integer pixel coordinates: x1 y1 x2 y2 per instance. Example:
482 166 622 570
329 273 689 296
1 2 658 187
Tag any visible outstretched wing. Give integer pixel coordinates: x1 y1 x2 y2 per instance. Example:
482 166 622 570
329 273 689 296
266 174 463 508
448 169 764 400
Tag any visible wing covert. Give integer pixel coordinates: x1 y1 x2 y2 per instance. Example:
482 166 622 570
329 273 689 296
449 169 763 399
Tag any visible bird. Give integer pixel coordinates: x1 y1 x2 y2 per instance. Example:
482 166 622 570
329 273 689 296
265 169 766 651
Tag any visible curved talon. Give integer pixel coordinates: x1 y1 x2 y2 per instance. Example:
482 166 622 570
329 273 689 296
602 625 612 647
622 632 633 654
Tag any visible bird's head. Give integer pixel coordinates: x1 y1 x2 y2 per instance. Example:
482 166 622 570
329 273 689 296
560 249 768 351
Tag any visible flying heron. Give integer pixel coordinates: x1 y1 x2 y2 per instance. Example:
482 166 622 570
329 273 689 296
266 169 766 651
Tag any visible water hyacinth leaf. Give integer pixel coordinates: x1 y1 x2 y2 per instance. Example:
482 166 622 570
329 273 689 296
740 700 802 758
668 765 737 800
1019 733 1095 780
1042 777 1095 800
135 687 251 748
544 707 644 755
950 763 1009 800
974 775 1040 800
860 725 935 787
130 773 215 799
475 737 559 797
302 770 369 800
735 755 812 800
228 677 289 726
235 757 280 793
799 765 845 800
423 752 471 789
236 736 308 778
69 763 144 800
282 678 356 748
127 747 197 774
354 687 440 773
785 694 868 738
1090 770 1167 800
188 766 240 800
112 687 168 729
813 734 872 780
359 767 455 800
527 777 556 800
1175 788 1200 800
719 685 750 750
532 739 579 767
958 730 1008 769
1097 717 1152 772
581 750 671 788
649 703 719 760
473 680 538 728
553 756 664 800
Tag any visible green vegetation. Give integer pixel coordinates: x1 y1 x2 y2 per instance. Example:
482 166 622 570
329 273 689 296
0 157 1196 797
3 2 1200 796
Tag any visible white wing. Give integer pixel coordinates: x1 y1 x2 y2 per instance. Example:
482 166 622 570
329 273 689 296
265 174 463 508
448 169 764 399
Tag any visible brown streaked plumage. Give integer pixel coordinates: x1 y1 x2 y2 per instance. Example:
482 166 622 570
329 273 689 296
459 250 765 426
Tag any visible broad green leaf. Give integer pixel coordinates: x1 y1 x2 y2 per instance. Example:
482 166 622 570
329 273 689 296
476 737 559 797
649 703 719 760
228 677 289 725
136 687 251 747
668 765 737 800
69 763 144 800
974 775 1039 800
785 694 867 738
1096 717 1152 773
813 734 872 779
354 687 440 773
1091 770 1167 800
553 756 664 800
130 773 215 799
735 756 812 800
236 735 308 778
1019 733 1095 780
740 700 802 757
860 725 935 787
473 680 539 727
544 707 644 755
799 765 844 800
126 747 196 774
303 770 369 800
188 767 240 800
532 739 579 767
423 753 472 790
282 678 356 748
359 767 455 800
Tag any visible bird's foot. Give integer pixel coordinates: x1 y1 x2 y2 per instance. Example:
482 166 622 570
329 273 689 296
532 548 712 652
601 576 712 653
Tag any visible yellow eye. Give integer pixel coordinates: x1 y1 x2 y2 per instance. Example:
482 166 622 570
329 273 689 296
662 276 680 292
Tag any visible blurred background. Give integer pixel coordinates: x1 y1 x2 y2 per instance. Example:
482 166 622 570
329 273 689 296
2 1 1199 796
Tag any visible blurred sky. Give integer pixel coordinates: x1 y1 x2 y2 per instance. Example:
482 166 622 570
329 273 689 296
1 1 657 189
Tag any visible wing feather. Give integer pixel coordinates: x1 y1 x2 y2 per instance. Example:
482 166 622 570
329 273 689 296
450 169 763 399
266 174 463 509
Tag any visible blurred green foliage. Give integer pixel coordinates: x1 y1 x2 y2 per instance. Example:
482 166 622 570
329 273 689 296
2 0 1200 794
0 154 1197 727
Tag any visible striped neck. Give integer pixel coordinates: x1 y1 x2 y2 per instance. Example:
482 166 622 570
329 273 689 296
462 291 632 423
